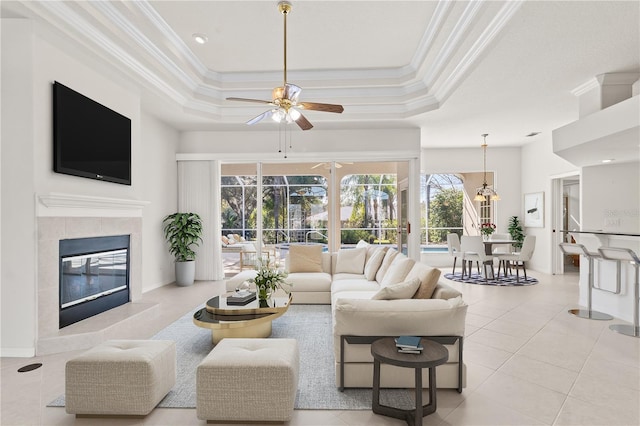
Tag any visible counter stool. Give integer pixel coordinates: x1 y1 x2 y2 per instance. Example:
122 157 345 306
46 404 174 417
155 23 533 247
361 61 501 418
598 247 640 338
559 243 613 320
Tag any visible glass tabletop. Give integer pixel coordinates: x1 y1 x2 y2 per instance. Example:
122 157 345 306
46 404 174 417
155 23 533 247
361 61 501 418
205 292 292 315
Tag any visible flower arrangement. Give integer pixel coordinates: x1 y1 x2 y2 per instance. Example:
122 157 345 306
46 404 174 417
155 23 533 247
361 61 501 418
479 222 497 237
250 261 292 304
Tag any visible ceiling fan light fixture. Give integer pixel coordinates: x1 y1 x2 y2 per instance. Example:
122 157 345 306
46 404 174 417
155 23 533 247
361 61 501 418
272 86 284 100
289 108 301 120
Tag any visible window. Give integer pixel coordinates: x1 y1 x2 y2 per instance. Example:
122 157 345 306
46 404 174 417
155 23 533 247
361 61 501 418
340 174 397 246
421 174 464 250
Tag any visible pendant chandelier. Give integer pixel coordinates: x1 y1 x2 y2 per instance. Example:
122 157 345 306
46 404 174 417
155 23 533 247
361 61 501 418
474 134 500 202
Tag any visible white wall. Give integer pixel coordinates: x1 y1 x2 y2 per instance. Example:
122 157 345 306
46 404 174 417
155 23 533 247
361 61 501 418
521 135 579 273
1 19 37 357
179 128 420 159
582 162 640 233
1 19 179 356
140 113 180 292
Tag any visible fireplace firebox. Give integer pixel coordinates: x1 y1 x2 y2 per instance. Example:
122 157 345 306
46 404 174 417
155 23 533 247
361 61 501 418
59 235 130 328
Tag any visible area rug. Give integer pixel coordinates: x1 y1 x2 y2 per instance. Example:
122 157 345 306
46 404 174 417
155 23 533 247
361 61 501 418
444 272 538 286
49 304 415 410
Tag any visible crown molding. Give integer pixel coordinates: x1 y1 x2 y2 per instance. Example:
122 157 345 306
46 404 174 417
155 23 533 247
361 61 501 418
435 0 524 103
571 78 600 97
19 0 520 123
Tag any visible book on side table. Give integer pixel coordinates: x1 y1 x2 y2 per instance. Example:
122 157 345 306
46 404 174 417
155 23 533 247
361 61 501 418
395 335 423 354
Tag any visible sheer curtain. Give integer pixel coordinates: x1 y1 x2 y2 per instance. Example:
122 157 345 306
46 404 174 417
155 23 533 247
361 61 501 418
178 160 223 281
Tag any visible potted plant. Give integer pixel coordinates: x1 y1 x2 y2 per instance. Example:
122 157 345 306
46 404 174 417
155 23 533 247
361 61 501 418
162 212 203 286
508 216 525 249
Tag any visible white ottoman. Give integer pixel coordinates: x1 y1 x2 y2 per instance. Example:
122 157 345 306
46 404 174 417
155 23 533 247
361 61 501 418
197 338 299 422
65 340 176 416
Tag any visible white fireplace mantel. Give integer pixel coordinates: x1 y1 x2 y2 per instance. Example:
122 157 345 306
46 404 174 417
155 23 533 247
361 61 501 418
37 192 150 217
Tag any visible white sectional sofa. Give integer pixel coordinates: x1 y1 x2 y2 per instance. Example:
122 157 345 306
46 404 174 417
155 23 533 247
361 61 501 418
226 242 467 391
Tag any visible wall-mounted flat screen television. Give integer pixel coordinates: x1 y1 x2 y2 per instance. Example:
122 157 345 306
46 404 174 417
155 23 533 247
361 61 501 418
53 81 131 185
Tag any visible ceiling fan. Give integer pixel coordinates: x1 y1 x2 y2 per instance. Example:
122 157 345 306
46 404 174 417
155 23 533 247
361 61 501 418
227 1 344 131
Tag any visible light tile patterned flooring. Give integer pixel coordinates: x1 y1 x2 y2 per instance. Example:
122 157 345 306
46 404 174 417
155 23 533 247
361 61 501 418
2 270 639 426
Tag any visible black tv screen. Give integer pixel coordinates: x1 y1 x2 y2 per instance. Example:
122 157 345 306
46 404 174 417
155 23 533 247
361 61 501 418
53 82 131 185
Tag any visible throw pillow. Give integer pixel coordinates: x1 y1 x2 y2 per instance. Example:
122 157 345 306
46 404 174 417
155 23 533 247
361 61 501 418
407 264 442 299
335 247 367 274
371 277 421 300
221 235 230 245
288 245 323 273
380 257 416 288
375 248 398 283
363 248 386 281
356 240 369 249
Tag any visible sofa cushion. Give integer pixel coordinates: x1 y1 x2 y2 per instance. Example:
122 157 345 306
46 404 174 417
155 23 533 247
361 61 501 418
332 273 365 281
380 257 415 287
331 279 380 296
286 272 332 292
371 278 421 300
363 248 386 281
335 248 366 274
432 282 463 300
288 245 323 273
375 248 398 283
405 263 441 299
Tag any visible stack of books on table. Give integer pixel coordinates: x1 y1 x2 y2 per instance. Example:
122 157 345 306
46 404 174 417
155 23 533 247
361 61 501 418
395 335 423 354
226 291 256 305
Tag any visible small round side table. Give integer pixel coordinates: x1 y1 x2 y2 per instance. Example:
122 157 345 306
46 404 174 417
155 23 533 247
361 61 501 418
371 337 449 426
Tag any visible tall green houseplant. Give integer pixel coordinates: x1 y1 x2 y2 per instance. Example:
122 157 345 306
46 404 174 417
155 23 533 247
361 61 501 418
508 216 525 249
163 212 203 286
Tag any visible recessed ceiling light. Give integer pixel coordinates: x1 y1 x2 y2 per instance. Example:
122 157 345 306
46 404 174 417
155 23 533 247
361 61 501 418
526 132 540 137
192 33 208 44
602 159 614 163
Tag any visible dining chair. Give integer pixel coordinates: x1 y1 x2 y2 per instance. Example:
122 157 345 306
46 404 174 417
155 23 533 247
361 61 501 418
491 233 513 275
460 235 493 280
446 233 462 275
497 235 536 282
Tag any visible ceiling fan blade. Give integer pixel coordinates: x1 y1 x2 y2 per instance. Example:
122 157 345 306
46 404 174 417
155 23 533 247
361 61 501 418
299 102 344 114
247 110 275 125
227 97 274 105
311 163 323 169
295 112 313 131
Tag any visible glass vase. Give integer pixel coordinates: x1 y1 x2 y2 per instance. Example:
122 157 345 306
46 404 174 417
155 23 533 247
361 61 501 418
257 286 273 308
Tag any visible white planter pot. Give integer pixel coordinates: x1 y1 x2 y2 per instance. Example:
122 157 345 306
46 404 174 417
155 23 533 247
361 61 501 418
175 260 195 286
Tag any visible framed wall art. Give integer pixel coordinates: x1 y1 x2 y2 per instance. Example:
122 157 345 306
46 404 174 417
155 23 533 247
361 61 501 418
524 192 544 227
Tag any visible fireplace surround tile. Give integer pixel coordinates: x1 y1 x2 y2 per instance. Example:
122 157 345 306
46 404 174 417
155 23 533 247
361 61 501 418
63 217 102 239
37 217 66 241
36 216 143 354
37 239 58 291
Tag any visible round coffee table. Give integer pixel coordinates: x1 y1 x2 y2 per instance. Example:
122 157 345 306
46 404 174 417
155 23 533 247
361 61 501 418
371 337 448 426
193 293 292 343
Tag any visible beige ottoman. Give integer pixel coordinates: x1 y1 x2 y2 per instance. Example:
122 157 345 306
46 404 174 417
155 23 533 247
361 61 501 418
65 340 176 417
197 338 299 422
